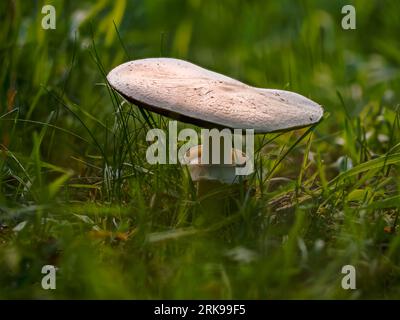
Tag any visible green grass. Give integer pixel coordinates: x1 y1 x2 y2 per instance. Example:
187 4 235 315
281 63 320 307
1 0 400 299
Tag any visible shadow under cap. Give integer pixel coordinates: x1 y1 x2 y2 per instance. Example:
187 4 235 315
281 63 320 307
107 58 324 133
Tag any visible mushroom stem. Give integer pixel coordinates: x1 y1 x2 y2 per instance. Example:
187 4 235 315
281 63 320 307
184 142 249 225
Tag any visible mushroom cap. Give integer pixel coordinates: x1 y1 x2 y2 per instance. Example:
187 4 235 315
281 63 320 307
107 58 323 133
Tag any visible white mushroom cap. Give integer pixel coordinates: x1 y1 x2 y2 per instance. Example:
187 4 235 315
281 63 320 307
107 58 323 133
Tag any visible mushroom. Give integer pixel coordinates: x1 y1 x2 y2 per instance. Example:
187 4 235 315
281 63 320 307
107 58 323 217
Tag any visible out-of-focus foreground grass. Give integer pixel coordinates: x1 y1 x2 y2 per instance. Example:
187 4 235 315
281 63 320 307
1 0 400 299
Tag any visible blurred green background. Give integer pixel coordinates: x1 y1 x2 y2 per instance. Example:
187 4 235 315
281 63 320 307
1 0 400 299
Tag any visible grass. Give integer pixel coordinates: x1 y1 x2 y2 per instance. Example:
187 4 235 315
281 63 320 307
1 0 400 299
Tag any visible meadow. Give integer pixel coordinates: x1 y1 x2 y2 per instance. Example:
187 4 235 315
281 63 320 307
1 0 400 299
